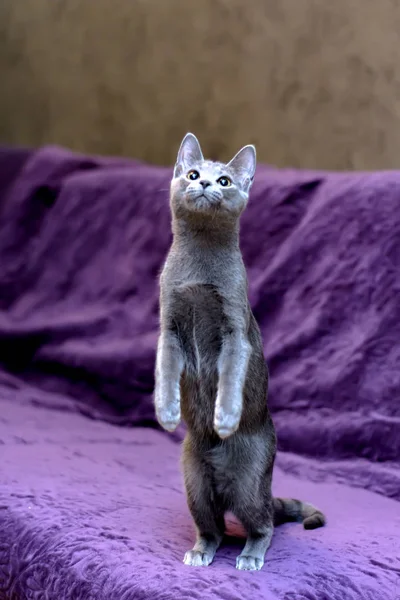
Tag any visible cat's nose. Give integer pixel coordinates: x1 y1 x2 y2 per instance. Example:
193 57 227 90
199 180 211 189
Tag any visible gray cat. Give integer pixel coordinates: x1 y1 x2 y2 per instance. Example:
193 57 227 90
154 133 325 571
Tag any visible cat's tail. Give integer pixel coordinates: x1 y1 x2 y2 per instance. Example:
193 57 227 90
273 497 326 530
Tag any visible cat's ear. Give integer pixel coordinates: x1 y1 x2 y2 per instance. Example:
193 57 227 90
174 133 204 178
227 145 256 193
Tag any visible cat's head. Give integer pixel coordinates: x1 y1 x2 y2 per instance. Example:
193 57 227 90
170 133 256 220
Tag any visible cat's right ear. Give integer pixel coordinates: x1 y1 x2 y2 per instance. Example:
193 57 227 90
227 145 257 193
174 133 204 178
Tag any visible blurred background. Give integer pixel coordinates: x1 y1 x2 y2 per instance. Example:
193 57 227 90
1 0 400 170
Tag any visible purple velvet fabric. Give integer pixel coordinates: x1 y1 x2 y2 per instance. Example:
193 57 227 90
0 147 399 599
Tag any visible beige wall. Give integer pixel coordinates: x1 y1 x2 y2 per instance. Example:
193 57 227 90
1 0 400 170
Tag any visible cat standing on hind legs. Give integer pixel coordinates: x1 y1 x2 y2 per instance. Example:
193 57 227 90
154 132 325 571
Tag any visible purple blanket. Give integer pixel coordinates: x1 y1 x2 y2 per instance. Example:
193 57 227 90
0 147 399 599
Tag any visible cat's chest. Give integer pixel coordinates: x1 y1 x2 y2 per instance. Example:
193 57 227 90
170 283 226 326
170 283 227 369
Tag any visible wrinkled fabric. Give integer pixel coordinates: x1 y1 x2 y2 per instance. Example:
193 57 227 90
0 147 399 600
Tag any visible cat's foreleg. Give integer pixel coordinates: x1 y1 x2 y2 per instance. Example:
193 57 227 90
154 330 183 432
214 331 251 438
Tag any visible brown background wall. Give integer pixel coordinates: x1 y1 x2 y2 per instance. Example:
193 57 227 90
1 0 400 170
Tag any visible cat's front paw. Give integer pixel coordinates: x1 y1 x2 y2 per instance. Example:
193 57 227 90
155 400 181 432
213 406 240 439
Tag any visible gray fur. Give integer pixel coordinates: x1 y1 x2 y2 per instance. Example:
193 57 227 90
154 133 325 571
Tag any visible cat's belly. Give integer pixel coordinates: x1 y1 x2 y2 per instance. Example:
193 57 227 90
207 431 273 511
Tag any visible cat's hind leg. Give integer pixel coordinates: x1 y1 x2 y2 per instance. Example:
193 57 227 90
182 442 225 567
235 526 273 571
234 500 274 571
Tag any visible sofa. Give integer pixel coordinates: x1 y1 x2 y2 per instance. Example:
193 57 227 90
0 146 399 600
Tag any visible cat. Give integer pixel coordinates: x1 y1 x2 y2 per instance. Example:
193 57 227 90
154 133 325 571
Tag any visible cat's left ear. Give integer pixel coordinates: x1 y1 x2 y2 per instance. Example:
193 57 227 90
227 145 256 193
174 133 204 178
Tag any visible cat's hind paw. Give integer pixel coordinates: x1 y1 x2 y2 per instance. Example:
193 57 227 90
236 555 264 571
183 550 214 567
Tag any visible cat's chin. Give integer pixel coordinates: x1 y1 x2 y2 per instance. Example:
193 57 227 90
183 199 241 221
185 204 221 217
184 195 221 213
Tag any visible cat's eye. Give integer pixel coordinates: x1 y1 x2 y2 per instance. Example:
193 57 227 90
218 176 231 187
187 170 200 181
